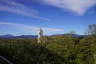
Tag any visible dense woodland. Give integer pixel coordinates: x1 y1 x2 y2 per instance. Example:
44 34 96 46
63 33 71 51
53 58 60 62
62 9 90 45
0 35 96 64
0 24 96 64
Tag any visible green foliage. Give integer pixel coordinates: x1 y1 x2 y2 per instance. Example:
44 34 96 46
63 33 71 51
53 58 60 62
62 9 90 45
0 35 96 64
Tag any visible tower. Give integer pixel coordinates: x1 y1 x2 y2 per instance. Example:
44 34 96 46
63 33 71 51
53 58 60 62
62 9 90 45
37 28 43 43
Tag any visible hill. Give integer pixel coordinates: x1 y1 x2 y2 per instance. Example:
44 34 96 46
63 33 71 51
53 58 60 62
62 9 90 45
0 35 37 39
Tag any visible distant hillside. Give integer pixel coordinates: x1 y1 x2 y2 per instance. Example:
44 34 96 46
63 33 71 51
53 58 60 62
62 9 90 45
51 34 87 38
0 35 37 39
0 34 87 39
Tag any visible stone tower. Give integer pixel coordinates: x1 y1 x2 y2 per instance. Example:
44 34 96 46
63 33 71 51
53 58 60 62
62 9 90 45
37 28 43 43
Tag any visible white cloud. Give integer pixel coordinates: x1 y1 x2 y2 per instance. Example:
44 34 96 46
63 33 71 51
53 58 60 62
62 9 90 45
0 21 63 34
41 0 96 15
0 0 50 21
0 22 12 24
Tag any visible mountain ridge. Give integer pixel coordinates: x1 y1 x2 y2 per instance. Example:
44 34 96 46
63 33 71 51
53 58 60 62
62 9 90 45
0 34 87 39
0 35 37 39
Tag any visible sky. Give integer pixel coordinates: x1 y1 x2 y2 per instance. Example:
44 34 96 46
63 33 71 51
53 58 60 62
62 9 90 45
0 0 96 35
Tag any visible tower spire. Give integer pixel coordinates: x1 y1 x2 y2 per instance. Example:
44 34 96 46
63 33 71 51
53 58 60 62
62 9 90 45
37 28 43 43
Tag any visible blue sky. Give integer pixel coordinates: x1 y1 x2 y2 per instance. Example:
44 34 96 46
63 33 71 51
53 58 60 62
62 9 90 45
0 0 96 35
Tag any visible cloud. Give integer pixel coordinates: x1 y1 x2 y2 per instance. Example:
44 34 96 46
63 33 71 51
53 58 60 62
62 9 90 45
0 22 12 24
0 0 50 21
41 0 96 15
0 21 63 34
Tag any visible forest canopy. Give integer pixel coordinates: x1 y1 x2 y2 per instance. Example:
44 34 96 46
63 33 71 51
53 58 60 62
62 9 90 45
0 35 96 64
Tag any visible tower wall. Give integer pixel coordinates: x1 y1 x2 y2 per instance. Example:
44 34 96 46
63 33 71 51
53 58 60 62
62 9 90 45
37 28 43 43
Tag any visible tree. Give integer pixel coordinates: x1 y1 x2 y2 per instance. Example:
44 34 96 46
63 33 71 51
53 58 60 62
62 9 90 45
87 24 96 35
